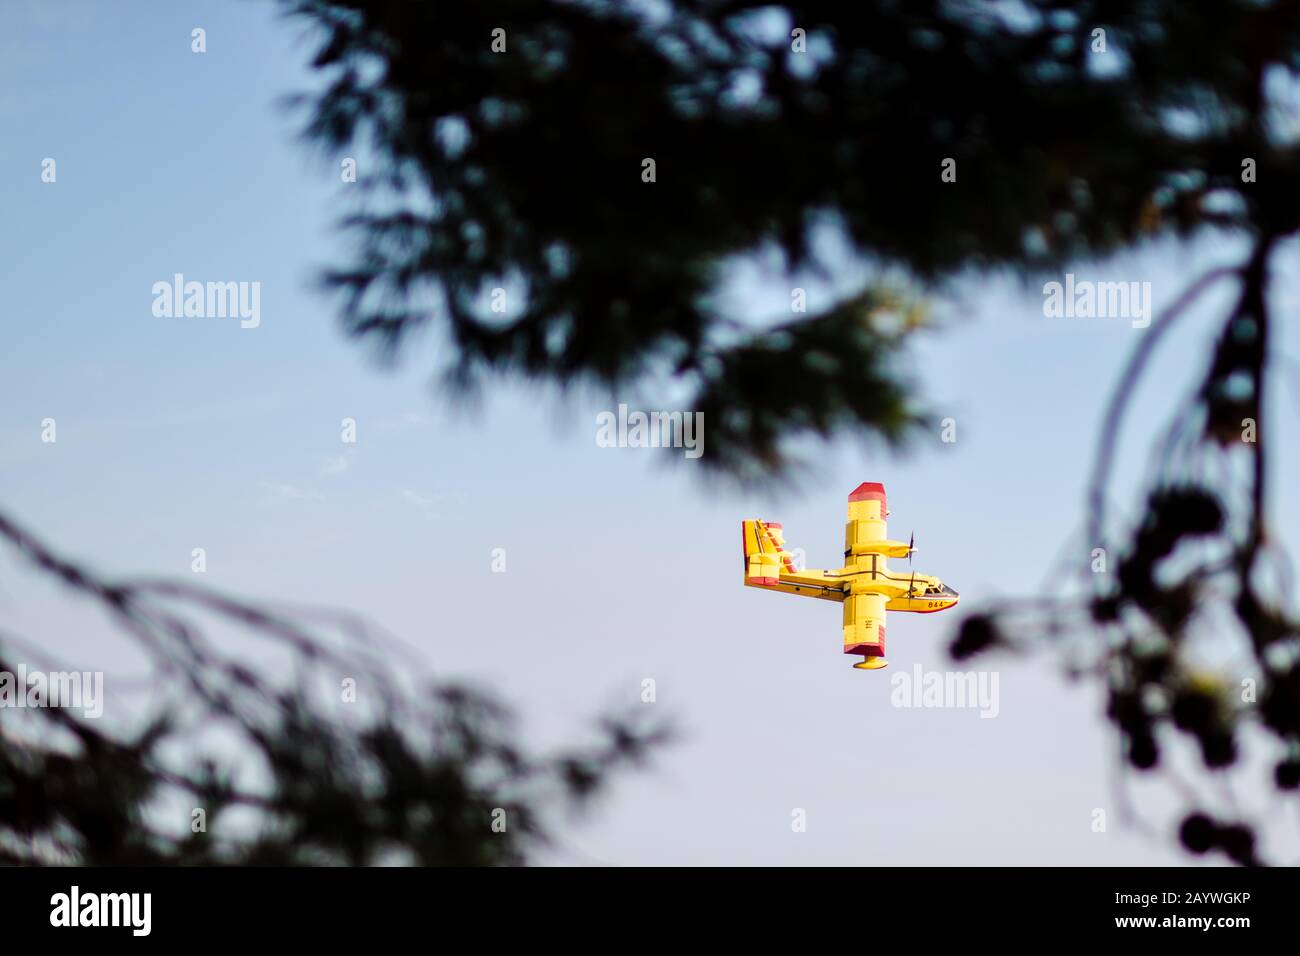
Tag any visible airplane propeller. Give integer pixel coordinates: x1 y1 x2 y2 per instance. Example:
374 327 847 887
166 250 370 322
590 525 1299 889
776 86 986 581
908 570 917 598
907 531 916 564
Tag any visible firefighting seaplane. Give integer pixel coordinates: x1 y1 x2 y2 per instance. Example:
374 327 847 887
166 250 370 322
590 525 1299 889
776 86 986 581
742 482 958 670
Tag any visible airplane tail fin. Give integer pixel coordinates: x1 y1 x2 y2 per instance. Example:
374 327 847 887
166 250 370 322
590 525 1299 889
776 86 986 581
742 519 794 586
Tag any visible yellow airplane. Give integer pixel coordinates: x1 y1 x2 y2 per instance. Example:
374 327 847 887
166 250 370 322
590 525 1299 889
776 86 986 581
742 481 959 670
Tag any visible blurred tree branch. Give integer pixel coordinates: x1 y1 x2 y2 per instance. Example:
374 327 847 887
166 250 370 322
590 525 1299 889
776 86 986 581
0 512 667 865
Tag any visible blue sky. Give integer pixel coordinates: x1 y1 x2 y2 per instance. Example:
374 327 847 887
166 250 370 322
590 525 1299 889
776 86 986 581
3 0 1299 865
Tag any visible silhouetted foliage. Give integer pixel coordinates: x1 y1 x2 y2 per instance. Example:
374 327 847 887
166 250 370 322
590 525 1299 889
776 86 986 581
0 514 666 865
279 0 1300 863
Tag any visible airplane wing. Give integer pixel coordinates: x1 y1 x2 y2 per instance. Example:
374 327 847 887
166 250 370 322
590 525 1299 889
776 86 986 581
843 592 888 661
842 482 892 663
844 481 912 559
